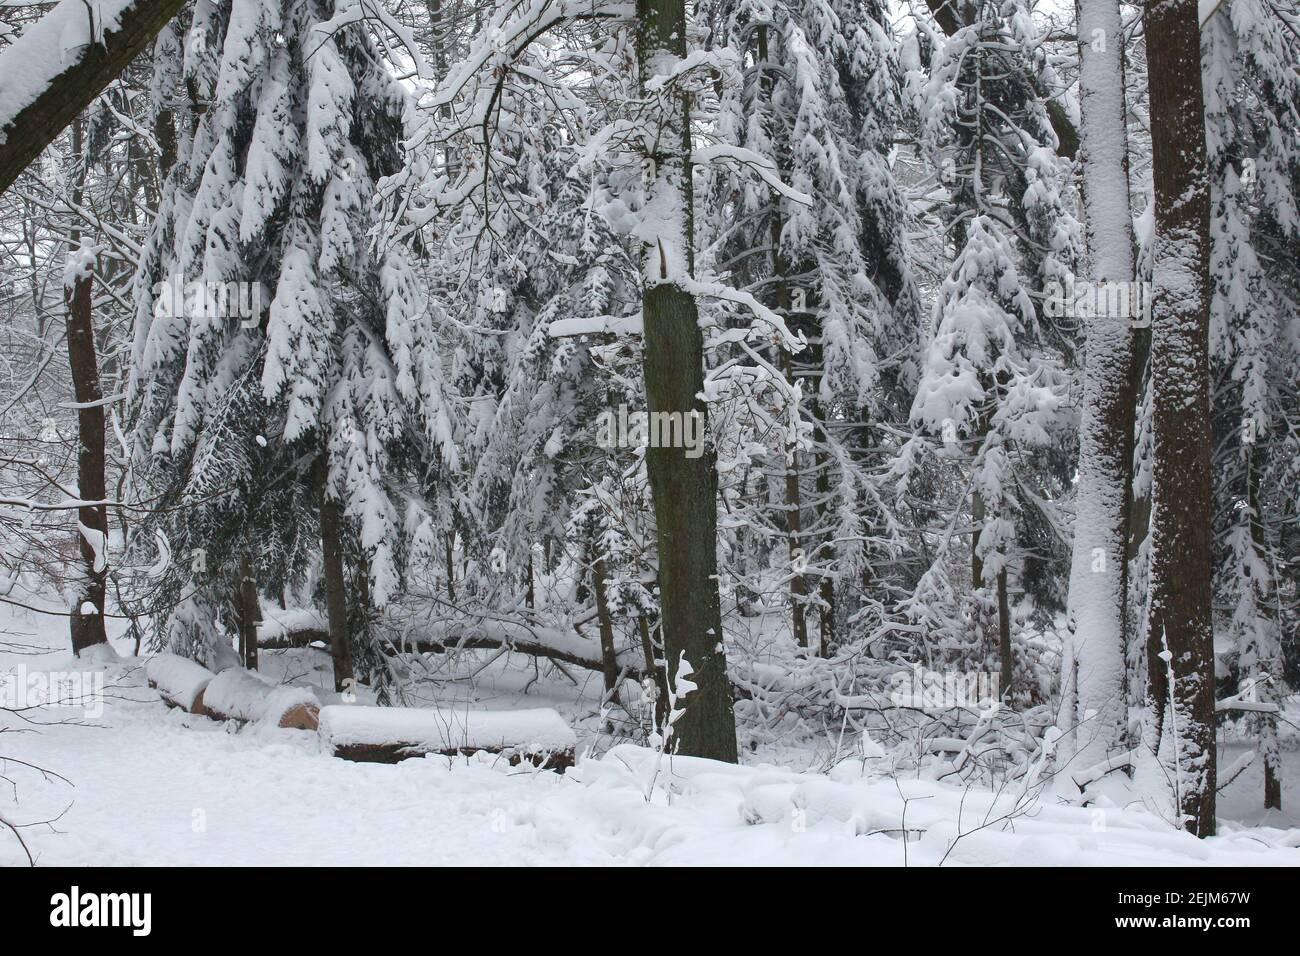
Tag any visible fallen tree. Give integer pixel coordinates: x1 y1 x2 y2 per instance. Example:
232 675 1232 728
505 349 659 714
318 704 576 769
382 612 648 682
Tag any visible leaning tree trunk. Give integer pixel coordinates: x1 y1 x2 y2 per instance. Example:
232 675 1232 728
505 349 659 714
0 0 189 195
636 0 737 762
1140 0 1217 837
1061 0 1138 774
64 118 109 657
316 459 355 694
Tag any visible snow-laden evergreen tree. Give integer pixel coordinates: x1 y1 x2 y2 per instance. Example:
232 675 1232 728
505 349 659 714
1201 0 1300 810
703 0 919 655
903 216 1065 694
895 0 1079 696
126 0 448 687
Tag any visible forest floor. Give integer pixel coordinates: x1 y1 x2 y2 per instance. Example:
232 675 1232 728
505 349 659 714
2 602 1298 866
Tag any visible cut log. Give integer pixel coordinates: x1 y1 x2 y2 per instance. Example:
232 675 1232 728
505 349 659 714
318 704 576 770
146 653 214 714
203 667 320 730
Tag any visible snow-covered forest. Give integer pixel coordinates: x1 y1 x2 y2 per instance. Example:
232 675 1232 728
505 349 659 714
0 0 1297 870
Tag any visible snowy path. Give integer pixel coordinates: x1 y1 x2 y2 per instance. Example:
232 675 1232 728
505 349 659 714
3 618 1299 866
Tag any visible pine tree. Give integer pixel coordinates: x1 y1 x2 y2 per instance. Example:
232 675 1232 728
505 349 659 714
127 0 443 685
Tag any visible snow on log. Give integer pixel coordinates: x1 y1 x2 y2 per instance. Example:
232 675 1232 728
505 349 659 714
318 704 577 769
145 653 213 713
202 668 320 730
0 0 189 194
257 607 329 647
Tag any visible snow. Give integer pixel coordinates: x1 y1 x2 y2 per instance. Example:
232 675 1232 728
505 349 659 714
2 612 1297 866
318 704 576 755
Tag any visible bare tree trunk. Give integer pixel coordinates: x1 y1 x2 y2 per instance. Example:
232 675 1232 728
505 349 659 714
781 356 809 649
634 615 668 731
64 117 108 657
812 396 835 657
636 0 736 762
1141 0 1216 837
997 569 1012 698
316 459 354 693
1246 446 1282 811
445 532 456 603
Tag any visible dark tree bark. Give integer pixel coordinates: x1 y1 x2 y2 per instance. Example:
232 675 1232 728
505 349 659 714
64 118 108 657
1141 0 1216 837
636 0 737 762
237 552 260 671
0 0 189 195
316 459 355 694
592 555 620 697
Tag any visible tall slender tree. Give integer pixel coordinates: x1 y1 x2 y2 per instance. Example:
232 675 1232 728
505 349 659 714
1138 0 1216 836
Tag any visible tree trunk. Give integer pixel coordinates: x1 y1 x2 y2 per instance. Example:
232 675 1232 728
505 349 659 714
64 117 108 657
1062 0 1137 773
997 568 1012 698
238 552 260 671
811 397 835 657
316 459 354 694
1246 446 1282 811
1141 0 1216 837
445 532 456 603
0 0 190 195
636 0 737 762
592 555 620 698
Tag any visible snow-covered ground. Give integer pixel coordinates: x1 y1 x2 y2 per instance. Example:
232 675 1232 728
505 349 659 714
3 604 1298 866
